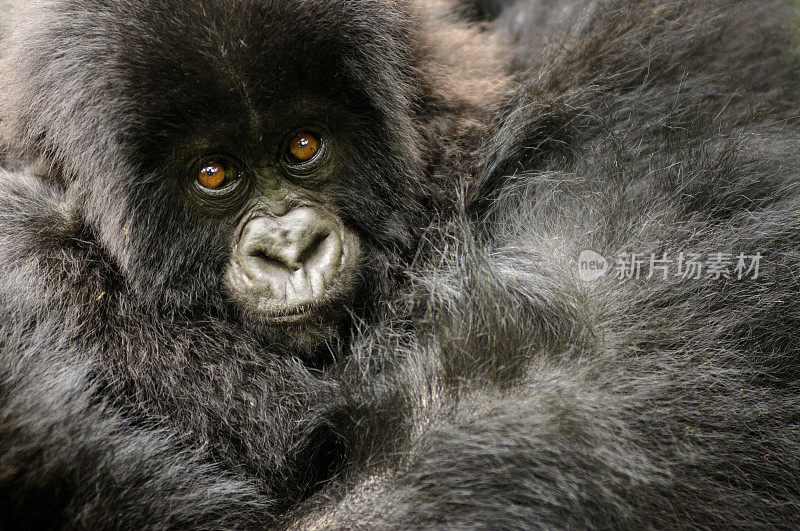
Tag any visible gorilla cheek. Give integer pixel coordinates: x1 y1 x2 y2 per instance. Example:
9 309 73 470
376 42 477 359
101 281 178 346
224 206 361 328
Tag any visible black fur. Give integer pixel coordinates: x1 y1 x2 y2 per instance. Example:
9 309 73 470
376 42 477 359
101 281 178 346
0 0 504 526
456 0 513 21
285 0 800 527
2 0 800 528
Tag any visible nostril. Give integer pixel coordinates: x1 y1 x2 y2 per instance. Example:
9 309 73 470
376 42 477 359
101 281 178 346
239 251 296 290
248 250 300 273
242 230 302 272
299 232 334 270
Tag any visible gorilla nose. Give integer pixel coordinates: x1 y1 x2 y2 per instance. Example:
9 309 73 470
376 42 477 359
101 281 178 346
236 208 343 305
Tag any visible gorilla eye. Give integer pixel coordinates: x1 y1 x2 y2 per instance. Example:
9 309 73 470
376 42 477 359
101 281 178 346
197 161 239 191
287 133 321 163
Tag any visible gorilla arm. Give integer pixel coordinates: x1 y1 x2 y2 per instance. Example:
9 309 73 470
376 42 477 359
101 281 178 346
0 169 281 528
0 334 275 529
287 156 800 528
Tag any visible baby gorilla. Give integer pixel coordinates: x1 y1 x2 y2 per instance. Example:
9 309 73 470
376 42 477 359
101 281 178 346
1 0 474 351
0 0 505 526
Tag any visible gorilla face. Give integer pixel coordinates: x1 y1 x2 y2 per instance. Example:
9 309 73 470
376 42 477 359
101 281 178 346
0 0 442 350
185 123 364 345
187 121 364 346
153 72 394 350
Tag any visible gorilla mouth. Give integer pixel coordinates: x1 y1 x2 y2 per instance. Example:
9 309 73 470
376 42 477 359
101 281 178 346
227 263 350 327
262 302 326 325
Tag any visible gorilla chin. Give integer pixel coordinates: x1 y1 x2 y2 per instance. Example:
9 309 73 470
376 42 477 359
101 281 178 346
225 204 363 349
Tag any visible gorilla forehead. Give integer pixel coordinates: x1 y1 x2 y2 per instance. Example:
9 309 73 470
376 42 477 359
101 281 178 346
112 0 412 113
1 0 418 172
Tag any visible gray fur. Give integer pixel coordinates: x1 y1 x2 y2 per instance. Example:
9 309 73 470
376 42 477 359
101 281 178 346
287 0 800 527
1 0 800 528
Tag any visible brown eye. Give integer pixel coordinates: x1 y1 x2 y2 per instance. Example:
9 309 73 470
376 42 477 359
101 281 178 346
197 161 237 190
287 133 321 163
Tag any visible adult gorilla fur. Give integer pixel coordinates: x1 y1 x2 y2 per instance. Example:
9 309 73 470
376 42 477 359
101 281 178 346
1 0 800 529
287 0 800 528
